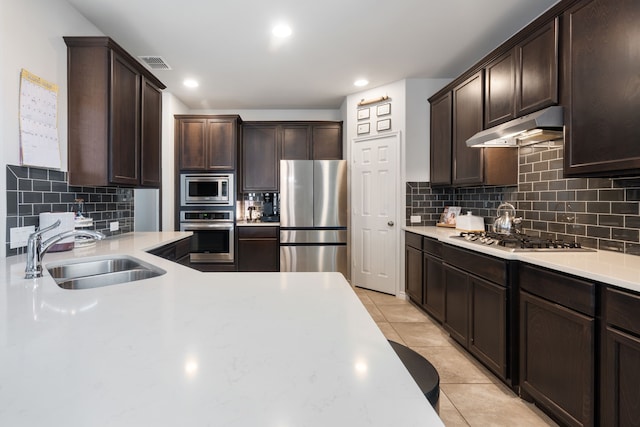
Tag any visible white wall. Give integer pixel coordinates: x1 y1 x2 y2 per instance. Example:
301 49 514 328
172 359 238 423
0 0 103 257
405 78 452 182
161 93 190 231
343 80 407 171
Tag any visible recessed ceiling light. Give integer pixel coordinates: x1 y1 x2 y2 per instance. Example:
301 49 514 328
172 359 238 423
272 24 292 38
183 79 199 88
354 79 369 87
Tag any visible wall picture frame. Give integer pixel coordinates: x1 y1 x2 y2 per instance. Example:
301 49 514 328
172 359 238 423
376 118 391 131
357 122 370 135
376 103 391 116
357 108 370 120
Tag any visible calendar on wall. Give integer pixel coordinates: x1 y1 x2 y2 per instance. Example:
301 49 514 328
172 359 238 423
19 68 61 169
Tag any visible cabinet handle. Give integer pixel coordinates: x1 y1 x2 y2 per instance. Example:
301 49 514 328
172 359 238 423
388 221 395 226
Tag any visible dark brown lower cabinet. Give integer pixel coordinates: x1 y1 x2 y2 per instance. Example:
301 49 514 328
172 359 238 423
147 237 191 262
442 244 509 383
603 327 640 427
469 276 506 378
423 252 445 322
519 263 595 427
405 244 423 304
443 264 470 346
237 226 279 272
602 287 640 426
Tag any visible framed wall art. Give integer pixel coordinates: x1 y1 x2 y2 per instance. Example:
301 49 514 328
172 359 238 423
376 103 391 116
377 119 391 131
357 122 370 135
357 108 370 120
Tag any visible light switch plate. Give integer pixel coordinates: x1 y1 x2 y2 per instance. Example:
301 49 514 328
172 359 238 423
109 221 119 231
410 215 421 224
10 226 35 249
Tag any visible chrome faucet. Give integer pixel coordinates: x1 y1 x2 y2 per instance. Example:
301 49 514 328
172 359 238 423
24 219 106 279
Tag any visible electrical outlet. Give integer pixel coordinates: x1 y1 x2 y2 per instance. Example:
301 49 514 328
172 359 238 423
410 215 421 224
10 226 35 249
109 221 119 232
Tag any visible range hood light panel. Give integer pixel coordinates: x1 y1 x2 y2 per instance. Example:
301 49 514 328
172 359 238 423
466 106 564 147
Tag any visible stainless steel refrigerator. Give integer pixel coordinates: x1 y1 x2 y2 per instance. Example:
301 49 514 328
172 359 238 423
280 160 347 277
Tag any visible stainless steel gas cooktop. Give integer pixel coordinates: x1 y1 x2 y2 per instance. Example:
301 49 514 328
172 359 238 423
451 232 596 253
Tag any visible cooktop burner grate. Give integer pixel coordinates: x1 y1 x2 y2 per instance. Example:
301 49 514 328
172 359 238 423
455 232 595 252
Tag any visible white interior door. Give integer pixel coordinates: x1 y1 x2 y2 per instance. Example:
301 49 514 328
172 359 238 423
351 133 399 294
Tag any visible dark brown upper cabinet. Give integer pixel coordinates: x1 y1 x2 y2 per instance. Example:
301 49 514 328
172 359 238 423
515 18 559 116
453 71 490 186
176 115 240 171
64 36 165 188
429 92 452 185
485 51 516 128
140 77 163 187
241 123 280 192
430 71 516 188
563 0 640 177
240 121 342 192
281 124 310 160
311 123 342 160
485 18 558 128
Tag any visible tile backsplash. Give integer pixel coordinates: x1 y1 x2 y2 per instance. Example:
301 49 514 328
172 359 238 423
406 144 640 256
6 165 134 256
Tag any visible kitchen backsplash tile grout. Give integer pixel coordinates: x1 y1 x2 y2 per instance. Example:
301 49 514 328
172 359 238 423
406 145 640 256
5 165 135 257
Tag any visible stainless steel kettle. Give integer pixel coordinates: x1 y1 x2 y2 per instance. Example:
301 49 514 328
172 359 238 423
492 202 522 234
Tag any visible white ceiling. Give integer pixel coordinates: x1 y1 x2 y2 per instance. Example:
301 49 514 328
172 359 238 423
64 0 559 110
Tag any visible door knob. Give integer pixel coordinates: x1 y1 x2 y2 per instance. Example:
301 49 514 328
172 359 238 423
388 221 394 226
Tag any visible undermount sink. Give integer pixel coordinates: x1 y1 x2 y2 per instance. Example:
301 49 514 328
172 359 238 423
46 255 166 290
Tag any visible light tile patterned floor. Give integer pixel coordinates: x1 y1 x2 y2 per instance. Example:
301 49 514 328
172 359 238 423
353 286 558 427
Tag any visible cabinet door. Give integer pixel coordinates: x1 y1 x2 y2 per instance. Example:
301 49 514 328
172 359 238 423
110 52 140 185
444 264 469 347
602 327 640 427
452 71 484 186
237 226 279 272
429 92 452 185
520 291 594 427
206 119 236 170
405 245 423 304
312 124 342 160
485 50 516 128
469 275 506 379
140 77 162 187
423 253 444 322
178 118 207 170
242 125 279 191
516 18 558 116
563 0 640 176
281 124 310 160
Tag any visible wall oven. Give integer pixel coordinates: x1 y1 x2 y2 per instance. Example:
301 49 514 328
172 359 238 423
180 210 234 263
181 173 233 206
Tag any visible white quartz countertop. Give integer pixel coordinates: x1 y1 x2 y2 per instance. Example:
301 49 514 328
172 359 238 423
0 232 440 426
405 226 640 293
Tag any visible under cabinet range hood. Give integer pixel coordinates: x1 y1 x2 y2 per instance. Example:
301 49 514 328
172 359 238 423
466 106 564 147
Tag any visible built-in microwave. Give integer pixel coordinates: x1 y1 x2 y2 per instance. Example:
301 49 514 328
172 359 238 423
181 173 234 206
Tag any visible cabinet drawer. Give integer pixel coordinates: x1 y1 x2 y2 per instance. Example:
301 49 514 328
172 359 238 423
605 287 640 336
238 226 278 239
520 263 595 316
423 237 442 258
443 244 507 286
405 232 422 250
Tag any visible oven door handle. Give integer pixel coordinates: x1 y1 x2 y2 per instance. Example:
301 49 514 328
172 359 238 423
180 223 234 231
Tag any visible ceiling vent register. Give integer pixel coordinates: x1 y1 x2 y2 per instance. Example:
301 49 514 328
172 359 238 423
138 56 172 70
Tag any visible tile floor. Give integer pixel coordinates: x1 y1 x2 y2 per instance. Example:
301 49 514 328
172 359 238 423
353 286 558 427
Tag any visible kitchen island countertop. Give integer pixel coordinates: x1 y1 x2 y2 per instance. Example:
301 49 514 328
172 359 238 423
0 232 441 426
405 225 640 293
